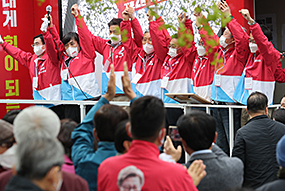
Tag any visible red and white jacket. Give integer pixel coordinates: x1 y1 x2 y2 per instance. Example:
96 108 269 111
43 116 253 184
211 18 250 103
121 17 170 98
90 18 143 95
191 22 219 101
1 32 61 101
233 23 280 105
161 19 197 103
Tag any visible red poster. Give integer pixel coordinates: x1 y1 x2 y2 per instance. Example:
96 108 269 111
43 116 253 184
0 0 59 118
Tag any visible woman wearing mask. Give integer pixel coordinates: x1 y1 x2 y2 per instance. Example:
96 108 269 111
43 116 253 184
45 8 100 123
121 7 170 98
160 13 197 103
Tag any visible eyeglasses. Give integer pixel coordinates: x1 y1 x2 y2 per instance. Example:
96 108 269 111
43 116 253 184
31 42 41 47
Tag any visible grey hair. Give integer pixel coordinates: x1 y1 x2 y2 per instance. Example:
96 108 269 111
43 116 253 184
13 106 60 143
16 136 64 180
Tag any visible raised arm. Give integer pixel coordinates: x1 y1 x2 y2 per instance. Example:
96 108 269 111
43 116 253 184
0 36 32 68
274 61 285 83
71 65 116 166
41 15 61 66
221 2 249 62
240 9 280 65
71 4 96 60
126 7 143 48
149 15 170 62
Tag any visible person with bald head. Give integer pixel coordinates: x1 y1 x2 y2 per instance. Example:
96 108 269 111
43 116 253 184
0 120 15 173
0 106 89 191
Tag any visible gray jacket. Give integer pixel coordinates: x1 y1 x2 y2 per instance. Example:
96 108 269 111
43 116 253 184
186 144 244 191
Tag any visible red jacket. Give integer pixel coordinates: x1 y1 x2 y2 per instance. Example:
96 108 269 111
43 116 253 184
121 17 169 97
98 140 198 191
274 62 285 83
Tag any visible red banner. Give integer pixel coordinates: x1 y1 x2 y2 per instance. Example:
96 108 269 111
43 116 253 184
0 0 59 118
116 0 167 18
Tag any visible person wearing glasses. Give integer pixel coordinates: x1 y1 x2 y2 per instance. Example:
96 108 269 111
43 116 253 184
0 28 61 104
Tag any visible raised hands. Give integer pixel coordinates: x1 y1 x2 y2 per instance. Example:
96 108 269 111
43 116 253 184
40 14 53 33
122 6 135 21
103 64 116 101
163 135 182 162
178 12 187 24
218 1 231 18
122 8 130 21
121 62 136 100
147 9 154 22
187 160 207 186
239 9 254 24
71 4 80 17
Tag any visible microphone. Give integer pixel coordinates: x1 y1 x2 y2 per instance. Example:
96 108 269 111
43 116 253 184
46 5 52 26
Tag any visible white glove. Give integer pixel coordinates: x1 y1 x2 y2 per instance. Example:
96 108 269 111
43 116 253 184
40 17 49 33
0 35 3 45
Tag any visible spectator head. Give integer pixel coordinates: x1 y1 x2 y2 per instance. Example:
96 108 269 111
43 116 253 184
16 136 64 191
0 119 14 154
280 95 285 109
13 106 60 143
129 96 166 145
2 109 21 124
93 104 129 142
260 24 272 41
177 110 217 154
58 119 78 159
114 120 132 154
277 134 285 168
246 92 268 117
117 165 145 191
220 27 234 49
168 33 182 57
272 108 285 125
62 32 80 57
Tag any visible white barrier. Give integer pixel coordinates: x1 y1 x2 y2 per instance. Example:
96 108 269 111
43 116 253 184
0 99 280 157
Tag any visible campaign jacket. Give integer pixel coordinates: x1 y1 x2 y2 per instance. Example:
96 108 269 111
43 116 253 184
1 38 61 102
211 18 250 103
121 17 169 98
161 19 197 103
191 21 218 101
48 17 101 101
90 19 143 95
233 23 280 105
274 61 285 83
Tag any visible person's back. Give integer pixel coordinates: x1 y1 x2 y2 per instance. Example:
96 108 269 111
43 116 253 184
233 92 285 188
98 96 197 191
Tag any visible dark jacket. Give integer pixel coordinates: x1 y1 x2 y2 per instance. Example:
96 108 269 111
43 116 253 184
0 169 89 191
232 115 285 189
4 175 43 191
256 168 285 191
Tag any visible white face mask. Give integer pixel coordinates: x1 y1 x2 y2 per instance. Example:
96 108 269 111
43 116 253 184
168 47 178 58
219 36 229 48
34 45 45 56
143 43 154 55
66 47 79 58
109 33 121 44
249 42 258 53
197 45 206 57
0 144 16 169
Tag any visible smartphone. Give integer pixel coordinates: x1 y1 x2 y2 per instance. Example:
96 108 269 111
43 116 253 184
169 126 181 141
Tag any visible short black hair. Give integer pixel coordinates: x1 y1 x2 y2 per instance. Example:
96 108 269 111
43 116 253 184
273 108 285 125
2 109 21 124
171 33 178 39
108 18 123 28
33 34 45 45
62 32 79 46
94 104 129 142
260 24 272 41
177 110 216 151
247 92 268 115
130 96 165 142
114 119 132 153
58 119 78 159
